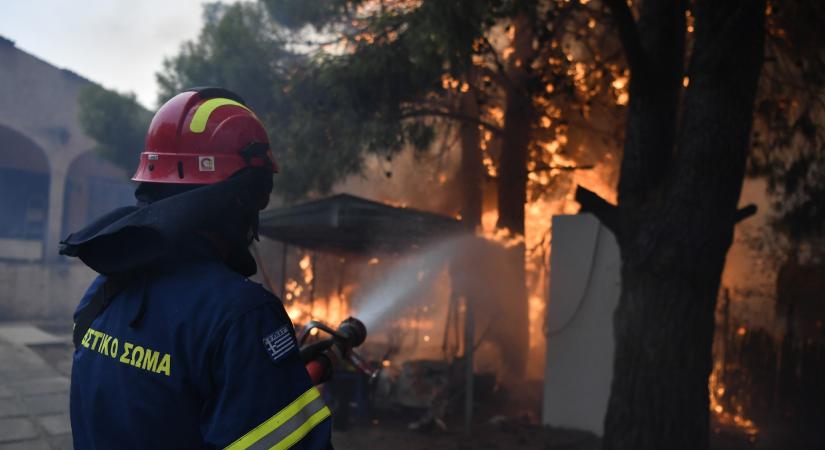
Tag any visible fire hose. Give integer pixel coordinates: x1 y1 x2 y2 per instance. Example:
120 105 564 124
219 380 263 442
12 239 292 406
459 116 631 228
299 317 377 385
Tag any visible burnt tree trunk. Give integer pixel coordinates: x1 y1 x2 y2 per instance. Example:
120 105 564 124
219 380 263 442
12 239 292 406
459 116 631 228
496 12 536 375
582 1 766 449
458 70 483 229
498 12 534 236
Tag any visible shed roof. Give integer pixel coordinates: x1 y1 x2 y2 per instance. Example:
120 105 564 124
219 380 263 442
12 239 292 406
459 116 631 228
258 193 466 254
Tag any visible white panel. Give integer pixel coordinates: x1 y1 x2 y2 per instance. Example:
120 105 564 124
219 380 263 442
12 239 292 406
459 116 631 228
542 213 621 436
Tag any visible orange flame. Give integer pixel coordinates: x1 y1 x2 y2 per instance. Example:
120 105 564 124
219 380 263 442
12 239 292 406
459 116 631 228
709 361 758 440
284 253 352 327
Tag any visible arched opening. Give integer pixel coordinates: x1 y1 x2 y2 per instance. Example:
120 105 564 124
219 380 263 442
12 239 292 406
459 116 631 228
62 151 135 238
0 124 49 260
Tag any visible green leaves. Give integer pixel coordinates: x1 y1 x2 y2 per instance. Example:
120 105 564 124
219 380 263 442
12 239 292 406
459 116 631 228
80 0 611 205
147 1 446 200
263 0 356 29
77 84 151 174
749 0 825 240
155 2 285 113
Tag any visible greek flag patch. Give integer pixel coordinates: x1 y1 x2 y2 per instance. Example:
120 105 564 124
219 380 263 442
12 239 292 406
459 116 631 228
263 326 296 363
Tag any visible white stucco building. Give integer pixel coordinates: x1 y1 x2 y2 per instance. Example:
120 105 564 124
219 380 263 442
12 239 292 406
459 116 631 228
0 35 134 318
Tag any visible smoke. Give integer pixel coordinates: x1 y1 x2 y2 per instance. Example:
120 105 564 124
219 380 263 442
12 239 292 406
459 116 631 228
334 141 464 218
355 237 464 331
348 233 527 377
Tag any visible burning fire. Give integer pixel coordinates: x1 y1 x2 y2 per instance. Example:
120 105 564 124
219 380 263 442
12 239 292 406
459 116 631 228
478 169 614 374
709 361 759 440
284 252 352 327
479 210 525 249
285 291 351 326
478 197 557 361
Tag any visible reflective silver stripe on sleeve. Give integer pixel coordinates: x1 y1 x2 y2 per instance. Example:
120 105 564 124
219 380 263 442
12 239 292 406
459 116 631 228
245 394 330 450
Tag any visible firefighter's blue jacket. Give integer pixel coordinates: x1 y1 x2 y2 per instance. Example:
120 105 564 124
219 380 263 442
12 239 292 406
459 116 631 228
70 249 332 449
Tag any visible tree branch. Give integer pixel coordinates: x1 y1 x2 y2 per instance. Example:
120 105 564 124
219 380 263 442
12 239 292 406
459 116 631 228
575 185 620 236
735 204 758 223
400 108 505 137
479 36 514 90
478 66 510 91
530 163 594 173
604 0 645 76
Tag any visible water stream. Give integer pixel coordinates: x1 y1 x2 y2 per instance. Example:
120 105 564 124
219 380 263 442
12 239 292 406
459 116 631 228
354 236 465 331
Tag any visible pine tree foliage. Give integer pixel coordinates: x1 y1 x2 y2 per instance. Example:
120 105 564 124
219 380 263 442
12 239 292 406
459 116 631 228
750 0 825 240
77 84 152 174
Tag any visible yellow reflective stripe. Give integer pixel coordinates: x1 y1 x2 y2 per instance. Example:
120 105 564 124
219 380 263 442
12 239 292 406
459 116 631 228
189 98 252 133
271 405 331 450
224 386 324 450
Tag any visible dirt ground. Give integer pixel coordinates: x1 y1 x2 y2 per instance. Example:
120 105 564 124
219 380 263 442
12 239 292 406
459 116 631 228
330 418 804 450
328 410 820 450
331 418 600 450
32 321 820 449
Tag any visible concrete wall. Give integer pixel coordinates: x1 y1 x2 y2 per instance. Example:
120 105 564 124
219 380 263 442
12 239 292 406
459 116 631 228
542 213 621 436
0 239 43 261
0 36 132 320
0 261 97 319
0 36 100 262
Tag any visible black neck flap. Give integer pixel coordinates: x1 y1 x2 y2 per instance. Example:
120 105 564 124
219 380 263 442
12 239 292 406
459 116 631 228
60 167 272 277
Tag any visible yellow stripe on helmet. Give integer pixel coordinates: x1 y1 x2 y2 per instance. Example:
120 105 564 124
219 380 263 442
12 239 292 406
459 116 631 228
189 98 255 133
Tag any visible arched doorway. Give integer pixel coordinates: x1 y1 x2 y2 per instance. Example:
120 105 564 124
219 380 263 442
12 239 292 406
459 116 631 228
0 124 50 260
62 151 135 239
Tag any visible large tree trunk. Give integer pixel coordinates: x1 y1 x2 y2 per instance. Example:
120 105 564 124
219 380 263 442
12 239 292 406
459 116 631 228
596 1 766 449
497 12 534 236
495 12 535 376
458 70 483 229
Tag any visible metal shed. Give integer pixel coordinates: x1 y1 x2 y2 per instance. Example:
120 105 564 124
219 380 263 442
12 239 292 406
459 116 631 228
257 193 466 254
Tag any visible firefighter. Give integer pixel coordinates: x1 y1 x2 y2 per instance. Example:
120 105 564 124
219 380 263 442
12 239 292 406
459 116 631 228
61 88 332 449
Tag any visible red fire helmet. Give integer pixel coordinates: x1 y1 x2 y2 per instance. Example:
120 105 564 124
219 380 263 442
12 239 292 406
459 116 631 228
132 87 278 184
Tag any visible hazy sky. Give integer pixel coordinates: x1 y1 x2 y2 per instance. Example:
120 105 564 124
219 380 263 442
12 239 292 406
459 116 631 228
0 1 239 108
